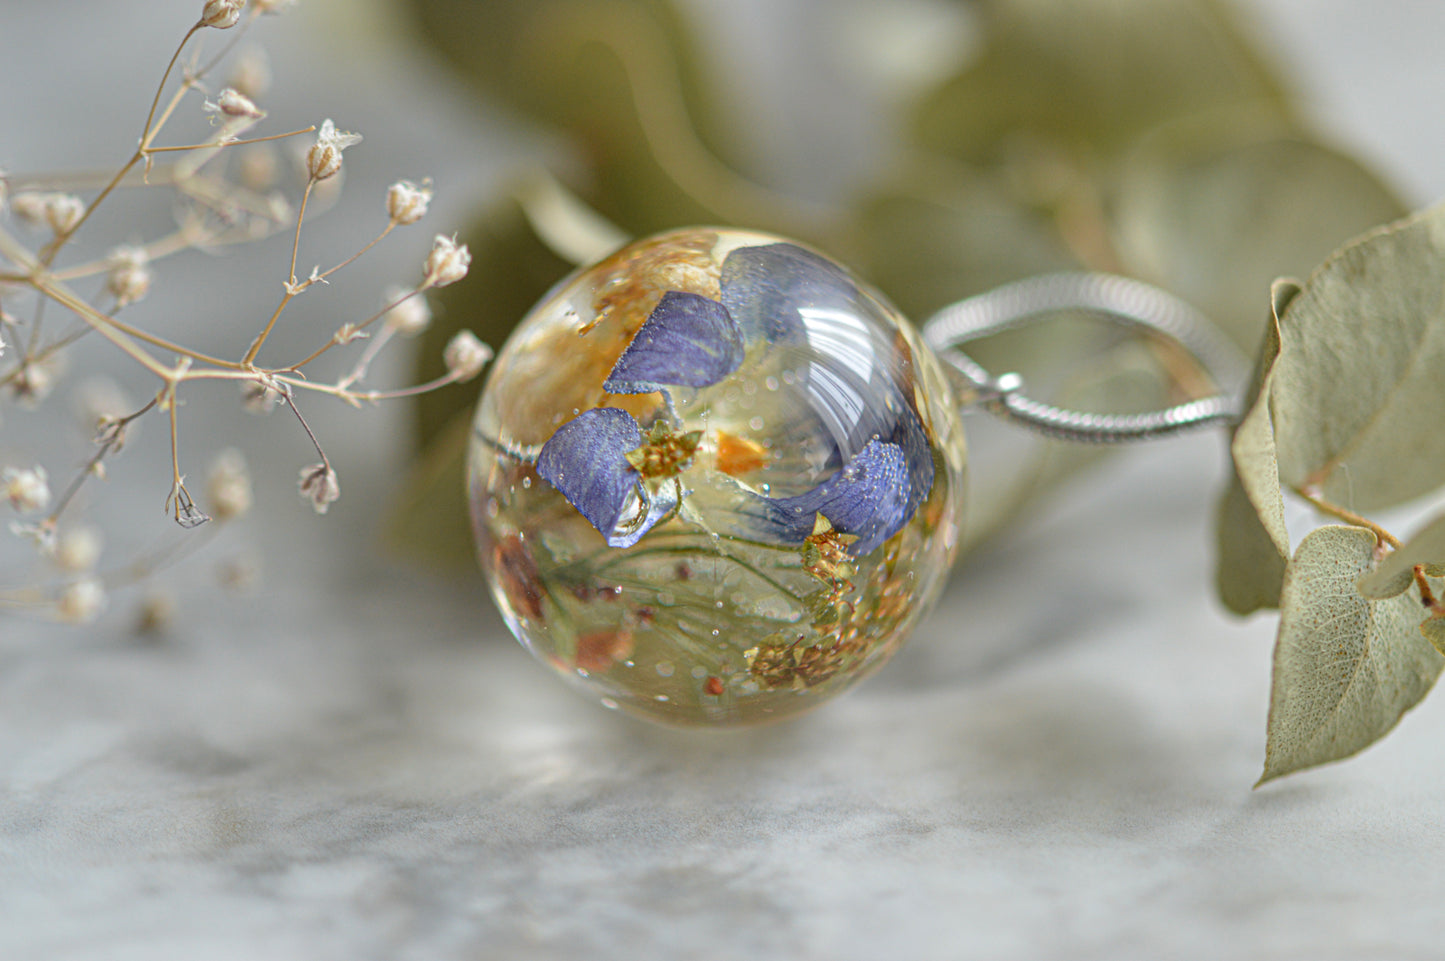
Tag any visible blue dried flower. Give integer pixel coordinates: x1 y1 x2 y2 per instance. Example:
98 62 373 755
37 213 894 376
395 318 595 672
537 241 935 556
535 407 677 548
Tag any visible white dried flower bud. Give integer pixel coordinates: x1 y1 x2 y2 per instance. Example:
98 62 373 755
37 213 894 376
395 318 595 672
228 47 271 99
423 234 471 288
217 554 261 592
76 377 131 436
262 192 291 225
443 330 492 383
298 463 340 514
206 87 264 120
382 286 431 337
9 191 48 225
238 144 278 191
54 526 103 573
241 379 282 414
386 180 432 225
305 119 362 182
10 520 57 555
200 0 244 29
43 193 84 236
57 579 106 624
332 322 366 345
207 448 253 522
4 465 50 513
136 592 177 635
9 357 59 408
106 246 151 308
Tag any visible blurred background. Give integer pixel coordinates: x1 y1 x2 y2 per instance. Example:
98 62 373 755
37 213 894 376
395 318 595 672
3 2 1445 957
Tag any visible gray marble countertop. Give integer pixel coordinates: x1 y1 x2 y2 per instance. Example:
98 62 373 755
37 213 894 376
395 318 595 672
3 2 1445 959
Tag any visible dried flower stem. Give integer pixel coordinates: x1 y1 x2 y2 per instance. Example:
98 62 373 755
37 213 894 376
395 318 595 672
47 397 161 525
145 126 316 154
1294 485 1402 550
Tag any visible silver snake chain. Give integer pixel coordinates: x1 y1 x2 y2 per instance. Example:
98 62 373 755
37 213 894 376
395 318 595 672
920 273 1250 444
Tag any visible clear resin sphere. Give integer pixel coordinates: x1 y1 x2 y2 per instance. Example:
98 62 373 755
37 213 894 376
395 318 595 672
469 228 965 726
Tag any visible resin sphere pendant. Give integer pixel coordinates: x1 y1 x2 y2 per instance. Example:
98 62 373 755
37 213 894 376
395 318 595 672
469 228 967 725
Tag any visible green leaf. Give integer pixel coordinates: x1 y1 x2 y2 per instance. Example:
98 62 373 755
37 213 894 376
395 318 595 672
1214 279 1297 614
1259 525 1444 784
1113 121 1407 350
855 174 1078 324
1422 618 1445 659
1271 203 1445 512
404 0 830 238
1358 512 1445 600
912 0 1292 167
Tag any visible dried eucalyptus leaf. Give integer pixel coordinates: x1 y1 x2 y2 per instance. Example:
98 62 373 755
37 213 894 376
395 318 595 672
404 0 723 152
1272 204 1445 512
1259 525 1444 784
1358 513 1445 600
1215 480 1287 615
1421 618 1445 659
1113 125 1406 351
1214 279 1296 614
856 177 1078 323
384 410 476 570
406 0 829 237
913 0 1291 166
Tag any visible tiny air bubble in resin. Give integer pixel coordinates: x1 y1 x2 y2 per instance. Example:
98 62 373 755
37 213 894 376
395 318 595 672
469 228 965 726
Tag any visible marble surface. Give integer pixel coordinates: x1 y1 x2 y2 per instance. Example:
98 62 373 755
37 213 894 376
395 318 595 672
4 2 1445 959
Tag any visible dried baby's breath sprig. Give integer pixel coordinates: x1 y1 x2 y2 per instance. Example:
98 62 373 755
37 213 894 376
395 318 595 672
0 7 488 621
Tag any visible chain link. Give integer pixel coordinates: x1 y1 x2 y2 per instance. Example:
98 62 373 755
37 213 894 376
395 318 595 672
920 273 1248 444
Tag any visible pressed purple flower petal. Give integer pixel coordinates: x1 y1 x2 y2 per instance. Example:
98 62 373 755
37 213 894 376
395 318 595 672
536 408 642 539
775 438 911 556
712 439 912 556
603 291 744 394
720 242 857 343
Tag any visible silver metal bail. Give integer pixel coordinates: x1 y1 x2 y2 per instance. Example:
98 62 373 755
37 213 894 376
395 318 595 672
920 273 1248 444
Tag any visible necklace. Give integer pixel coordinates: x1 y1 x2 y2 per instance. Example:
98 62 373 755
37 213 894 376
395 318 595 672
468 227 1240 726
